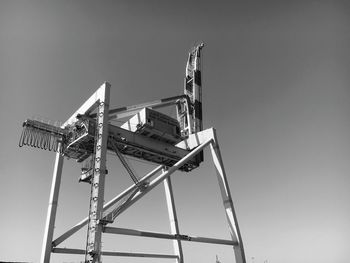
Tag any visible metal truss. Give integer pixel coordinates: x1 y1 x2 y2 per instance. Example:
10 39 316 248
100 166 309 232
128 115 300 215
39 83 246 263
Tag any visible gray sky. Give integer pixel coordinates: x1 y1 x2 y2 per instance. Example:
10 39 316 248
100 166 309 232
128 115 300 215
1 1 349 263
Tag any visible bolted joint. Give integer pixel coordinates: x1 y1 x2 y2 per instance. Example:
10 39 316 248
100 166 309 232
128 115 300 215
175 234 191 241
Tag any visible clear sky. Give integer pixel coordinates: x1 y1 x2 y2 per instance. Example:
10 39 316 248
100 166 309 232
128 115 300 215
0 1 349 263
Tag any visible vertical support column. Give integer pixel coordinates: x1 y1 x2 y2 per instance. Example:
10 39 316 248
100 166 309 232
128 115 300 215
193 43 204 133
180 43 203 137
193 44 204 163
209 130 246 263
163 174 184 263
41 148 64 263
85 83 110 263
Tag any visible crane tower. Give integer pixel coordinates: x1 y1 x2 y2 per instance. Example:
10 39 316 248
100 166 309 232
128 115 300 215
19 44 246 263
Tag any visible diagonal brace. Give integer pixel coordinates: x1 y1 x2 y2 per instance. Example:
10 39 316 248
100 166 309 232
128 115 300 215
52 137 212 247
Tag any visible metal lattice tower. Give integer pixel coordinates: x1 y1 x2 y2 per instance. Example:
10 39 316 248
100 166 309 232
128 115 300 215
19 44 246 263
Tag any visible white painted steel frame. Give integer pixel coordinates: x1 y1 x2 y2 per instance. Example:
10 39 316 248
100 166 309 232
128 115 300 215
85 83 110 263
106 94 189 120
40 145 64 263
164 175 184 263
53 137 211 247
210 130 246 263
52 248 179 259
52 165 164 247
40 82 245 263
40 82 111 263
103 227 236 246
99 128 246 263
107 138 213 218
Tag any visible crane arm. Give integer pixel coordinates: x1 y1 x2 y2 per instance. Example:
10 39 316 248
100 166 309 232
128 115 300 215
89 95 191 120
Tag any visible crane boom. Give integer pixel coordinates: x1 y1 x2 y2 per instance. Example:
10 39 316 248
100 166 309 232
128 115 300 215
177 43 204 136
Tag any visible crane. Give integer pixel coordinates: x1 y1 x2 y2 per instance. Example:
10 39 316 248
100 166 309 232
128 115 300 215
19 43 246 263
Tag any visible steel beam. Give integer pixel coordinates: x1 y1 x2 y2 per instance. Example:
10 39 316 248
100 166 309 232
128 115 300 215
85 82 110 263
52 248 178 259
103 227 237 246
164 176 184 263
107 123 197 169
40 147 64 263
63 82 111 127
104 94 189 120
210 129 246 263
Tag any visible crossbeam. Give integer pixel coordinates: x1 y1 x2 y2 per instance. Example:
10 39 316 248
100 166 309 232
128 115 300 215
96 94 190 120
52 248 179 259
107 124 198 170
103 227 237 246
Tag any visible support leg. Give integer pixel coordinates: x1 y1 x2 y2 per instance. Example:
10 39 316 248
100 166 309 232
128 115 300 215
163 174 184 263
209 132 246 263
40 149 64 263
85 83 110 263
